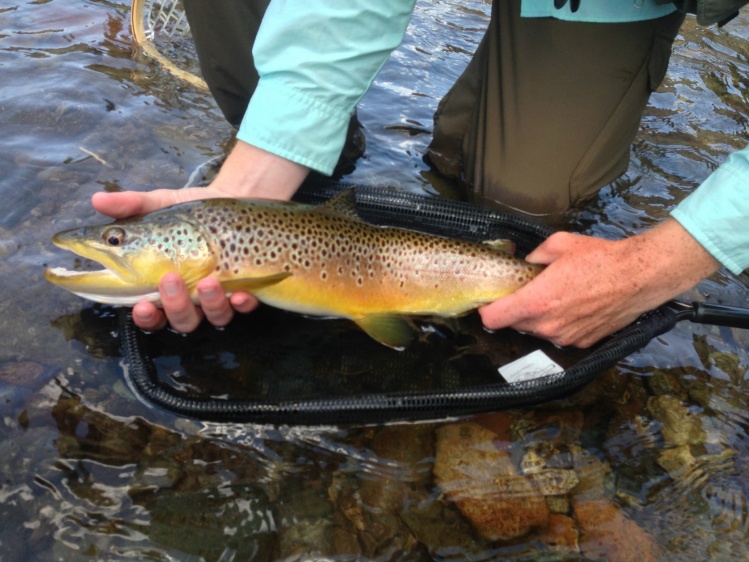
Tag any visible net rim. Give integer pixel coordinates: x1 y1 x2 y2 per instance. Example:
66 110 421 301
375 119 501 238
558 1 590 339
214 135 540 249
118 185 681 425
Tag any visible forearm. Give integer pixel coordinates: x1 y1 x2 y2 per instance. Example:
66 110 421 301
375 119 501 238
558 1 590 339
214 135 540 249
626 218 721 307
209 141 309 201
239 0 416 174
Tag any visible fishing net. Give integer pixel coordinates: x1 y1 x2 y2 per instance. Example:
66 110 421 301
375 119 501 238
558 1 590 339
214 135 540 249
124 1 748 424
131 0 207 89
119 182 701 425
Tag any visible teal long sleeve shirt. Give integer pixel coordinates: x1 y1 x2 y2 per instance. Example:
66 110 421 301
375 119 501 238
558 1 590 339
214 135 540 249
237 0 749 274
237 0 416 173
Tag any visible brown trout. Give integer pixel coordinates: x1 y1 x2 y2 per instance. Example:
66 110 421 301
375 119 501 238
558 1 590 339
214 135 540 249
45 191 542 348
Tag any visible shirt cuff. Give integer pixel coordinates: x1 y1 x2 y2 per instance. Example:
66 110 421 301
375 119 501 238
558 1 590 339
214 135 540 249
670 147 749 275
520 0 676 22
236 79 351 176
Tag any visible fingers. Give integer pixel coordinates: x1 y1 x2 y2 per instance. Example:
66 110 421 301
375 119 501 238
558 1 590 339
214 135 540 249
130 273 259 333
130 273 206 333
229 292 260 314
479 294 586 348
196 277 236 327
159 273 204 333
132 301 168 332
477 288 571 345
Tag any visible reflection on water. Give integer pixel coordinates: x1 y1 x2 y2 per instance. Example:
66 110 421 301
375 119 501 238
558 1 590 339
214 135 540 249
2 0 749 560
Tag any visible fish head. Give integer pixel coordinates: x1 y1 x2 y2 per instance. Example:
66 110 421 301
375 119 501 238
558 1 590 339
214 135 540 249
44 208 218 305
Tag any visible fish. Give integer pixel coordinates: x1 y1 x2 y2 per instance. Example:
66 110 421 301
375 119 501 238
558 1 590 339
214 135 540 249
45 191 542 349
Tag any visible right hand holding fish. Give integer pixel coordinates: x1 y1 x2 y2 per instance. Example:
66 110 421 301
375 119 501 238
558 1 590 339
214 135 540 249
91 140 308 332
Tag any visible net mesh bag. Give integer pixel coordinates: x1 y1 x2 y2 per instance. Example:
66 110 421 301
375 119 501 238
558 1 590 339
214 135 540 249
119 183 686 425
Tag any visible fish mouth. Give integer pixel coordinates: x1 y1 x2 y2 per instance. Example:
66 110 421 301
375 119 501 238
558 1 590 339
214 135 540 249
44 266 160 306
44 229 158 306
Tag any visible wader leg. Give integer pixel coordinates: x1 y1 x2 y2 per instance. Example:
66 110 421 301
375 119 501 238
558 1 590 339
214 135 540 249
182 0 270 127
428 0 685 216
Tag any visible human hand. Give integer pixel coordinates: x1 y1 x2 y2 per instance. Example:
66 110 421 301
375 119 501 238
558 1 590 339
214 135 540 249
93 141 309 333
131 273 259 333
479 219 720 348
92 141 306 218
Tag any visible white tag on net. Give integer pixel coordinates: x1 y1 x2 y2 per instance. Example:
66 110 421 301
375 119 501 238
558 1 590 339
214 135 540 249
498 350 564 383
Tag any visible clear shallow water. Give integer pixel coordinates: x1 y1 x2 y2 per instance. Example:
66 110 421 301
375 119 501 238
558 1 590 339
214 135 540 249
1 1 749 560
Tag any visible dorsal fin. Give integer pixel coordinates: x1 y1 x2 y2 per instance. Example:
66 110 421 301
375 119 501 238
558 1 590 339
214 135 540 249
321 189 360 220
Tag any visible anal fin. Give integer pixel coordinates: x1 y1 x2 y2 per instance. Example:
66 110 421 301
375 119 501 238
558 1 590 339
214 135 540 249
354 314 415 350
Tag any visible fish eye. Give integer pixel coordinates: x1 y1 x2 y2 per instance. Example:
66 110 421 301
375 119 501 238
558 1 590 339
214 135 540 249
103 227 126 247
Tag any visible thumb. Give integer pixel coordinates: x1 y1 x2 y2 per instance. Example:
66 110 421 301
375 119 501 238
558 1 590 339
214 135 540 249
92 187 213 218
92 190 175 218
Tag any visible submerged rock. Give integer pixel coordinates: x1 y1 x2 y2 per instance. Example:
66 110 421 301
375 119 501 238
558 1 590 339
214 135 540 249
646 395 706 448
433 422 549 541
323 424 436 558
539 514 579 553
520 441 579 497
574 498 661 562
0 360 46 388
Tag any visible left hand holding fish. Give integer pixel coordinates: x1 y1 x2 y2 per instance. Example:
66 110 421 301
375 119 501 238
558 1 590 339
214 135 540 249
478 219 720 348
129 273 258 333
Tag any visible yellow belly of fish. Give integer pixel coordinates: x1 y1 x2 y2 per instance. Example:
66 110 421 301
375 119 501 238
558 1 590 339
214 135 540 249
247 266 509 319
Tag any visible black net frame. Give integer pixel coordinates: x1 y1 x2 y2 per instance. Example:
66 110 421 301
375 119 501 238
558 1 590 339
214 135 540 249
116 184 699 425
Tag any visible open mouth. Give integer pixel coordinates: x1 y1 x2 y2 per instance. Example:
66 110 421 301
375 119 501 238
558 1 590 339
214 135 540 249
44 226 160 306
44 265 160 306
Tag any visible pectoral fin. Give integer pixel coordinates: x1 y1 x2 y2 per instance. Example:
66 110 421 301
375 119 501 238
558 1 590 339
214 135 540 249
219 272 292 294
354 314 415 350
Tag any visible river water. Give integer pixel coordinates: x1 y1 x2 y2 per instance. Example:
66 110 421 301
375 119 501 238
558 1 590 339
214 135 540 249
1 1 749 560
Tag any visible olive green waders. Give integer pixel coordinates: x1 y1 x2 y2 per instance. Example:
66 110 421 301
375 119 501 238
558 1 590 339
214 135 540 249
183 0 684 215
428 0 685 215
